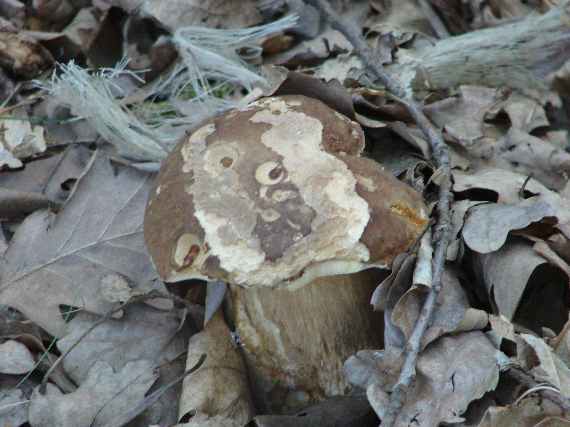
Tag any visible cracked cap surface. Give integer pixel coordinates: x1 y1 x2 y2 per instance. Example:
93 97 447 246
144 95 428 288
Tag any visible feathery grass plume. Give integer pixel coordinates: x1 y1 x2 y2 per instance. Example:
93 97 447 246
38 16 297 161
166 14 298 119
37 59 170 162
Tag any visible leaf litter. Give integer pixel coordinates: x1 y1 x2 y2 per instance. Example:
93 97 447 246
1 1 570 427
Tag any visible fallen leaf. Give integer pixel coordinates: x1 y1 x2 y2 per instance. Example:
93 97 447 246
0 151 158 336
518 334 570 395
204 281 227 326
0 108 47 169
462 198 556 253
0 188 51 220
175 413 244 427
447 200 481 261
0 0 25 29
315 53 363 84
344 346 403 391
501 92 549 133
366 0 434 39
89 308 192 427
0 339 35 374
488 314 517 349
477 396 568 427
270 27 351 67
552 319 570 367
0 144 91 200
0 30 53 78
352 332 502 426
178 311 253 426
136 0 262 33
453 168 551 204
252 396 377 427
392 267 489 348
494 129 570 190
0 387 28 427
371 253 414 348
426 85 500 149
56 303 188 384
28 360 157 427
473 238 568 330
269 1 368 67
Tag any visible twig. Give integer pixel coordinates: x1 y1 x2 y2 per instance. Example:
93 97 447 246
304 1 453 425
507 366 570 414
417 0 450 39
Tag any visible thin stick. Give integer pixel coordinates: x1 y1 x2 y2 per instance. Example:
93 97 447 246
304 1 453 425
417 0 450 39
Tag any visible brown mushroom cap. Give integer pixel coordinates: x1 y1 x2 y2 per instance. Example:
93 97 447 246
144 95 428 288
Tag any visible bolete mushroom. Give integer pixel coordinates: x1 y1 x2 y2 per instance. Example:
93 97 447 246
144 95 428 413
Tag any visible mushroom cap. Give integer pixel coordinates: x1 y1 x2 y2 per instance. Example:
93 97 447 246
144 95 428 288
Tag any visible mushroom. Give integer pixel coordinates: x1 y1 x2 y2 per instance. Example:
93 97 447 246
144 95 428 413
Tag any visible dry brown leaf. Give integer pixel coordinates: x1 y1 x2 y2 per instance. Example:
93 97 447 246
344 346 404 391
354 332 502 426
0 387 28 427
488 314 517 348
0 151 158 337
447 200 480 261
501 92 550 133
0 339 35 374
29 360 157 427
252 396 377 427
23 5 104 65
494 129 570 190
56 303 188 383
474 237 569 335
0 30 53 78
366 0 435 39
269 27 351 67
134 0 262 32
428 86 568 188
517 334 570 395
31 0 75 28
55 301 187 427
178 310 253 426
174 413 244 427
426 85 500 149
552 319 570 367
0 108 47 169
0 188 51 220
462 198 556 253
0 145 91 216
371 253 414 348
373 260 488 349
269 0 368 67
315 53 363 84
474 239 548 320
0 0 25 29
392 267 489 348
477 396 568 427
453 168 552 204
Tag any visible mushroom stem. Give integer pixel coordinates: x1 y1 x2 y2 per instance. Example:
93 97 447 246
228 269 384 414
